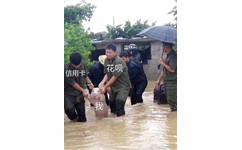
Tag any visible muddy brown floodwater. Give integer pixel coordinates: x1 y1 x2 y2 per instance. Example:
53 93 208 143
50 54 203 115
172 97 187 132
64 82 177 150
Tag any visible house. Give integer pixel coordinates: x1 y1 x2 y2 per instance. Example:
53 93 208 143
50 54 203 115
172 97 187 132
90 37 164 81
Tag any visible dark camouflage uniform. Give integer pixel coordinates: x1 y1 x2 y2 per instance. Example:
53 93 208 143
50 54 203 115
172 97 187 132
64 63 88 121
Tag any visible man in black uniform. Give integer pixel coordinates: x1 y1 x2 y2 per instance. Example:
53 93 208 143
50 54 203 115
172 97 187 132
64 53 94 122
120 51 148 105
127 43 141 63
88 55 109 105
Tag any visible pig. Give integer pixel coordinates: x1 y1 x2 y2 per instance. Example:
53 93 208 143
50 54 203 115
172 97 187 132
88 88 108 118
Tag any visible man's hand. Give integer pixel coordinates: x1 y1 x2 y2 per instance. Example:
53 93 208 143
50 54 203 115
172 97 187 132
156 80 161 87
99 74 108 89
156 71 164 87
98 82 104 89
107 87 111 94
82 90 88 98
160 58 165 66
100 86 106 94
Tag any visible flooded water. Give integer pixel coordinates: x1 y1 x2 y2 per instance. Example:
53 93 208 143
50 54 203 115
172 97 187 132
64 82 177 150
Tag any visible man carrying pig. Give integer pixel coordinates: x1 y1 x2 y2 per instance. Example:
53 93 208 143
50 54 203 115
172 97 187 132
99 44 131 117
64 52 94 122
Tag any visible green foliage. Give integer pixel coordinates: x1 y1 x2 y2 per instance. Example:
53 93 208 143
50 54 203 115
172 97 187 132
123 19 151 39
64 1 95 24
106 24 125 39
167 0 177 50
172 44 177 52
167 0 177 28
104 19 156 40
64 23 94 67
64 1 95 67
88 31 107 41
88 20 156 40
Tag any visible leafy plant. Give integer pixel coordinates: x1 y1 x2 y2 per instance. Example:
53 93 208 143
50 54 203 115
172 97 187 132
64 23 94 67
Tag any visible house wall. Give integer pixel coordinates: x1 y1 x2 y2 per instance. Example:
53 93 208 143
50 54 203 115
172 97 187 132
143 41 163 81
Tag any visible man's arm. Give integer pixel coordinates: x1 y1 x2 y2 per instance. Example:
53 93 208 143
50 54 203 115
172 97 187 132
160 59 175 73
156 71 164 86
104 76 118 89
98 74 108 88
162 63 175 73
100 76 118 94
85 77 94 90
64 64 88 98
72 83 88 97
160 56 176 73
